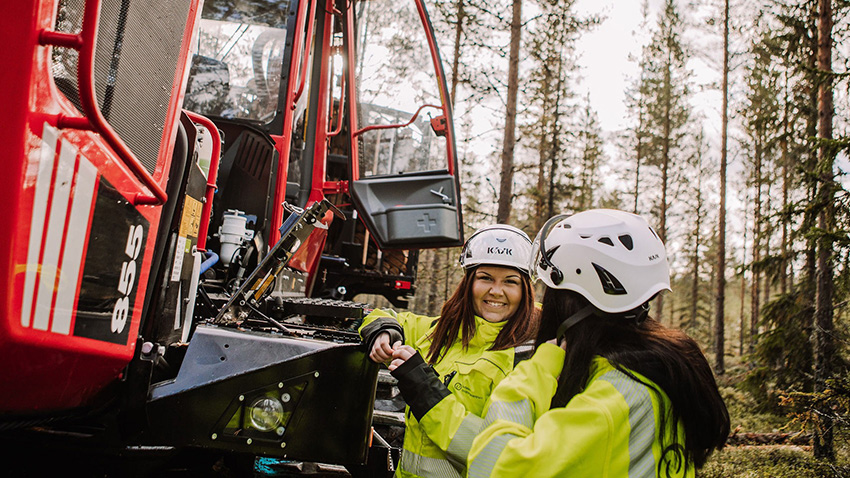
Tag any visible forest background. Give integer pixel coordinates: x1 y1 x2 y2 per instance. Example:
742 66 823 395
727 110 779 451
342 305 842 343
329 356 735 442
365 0 850 474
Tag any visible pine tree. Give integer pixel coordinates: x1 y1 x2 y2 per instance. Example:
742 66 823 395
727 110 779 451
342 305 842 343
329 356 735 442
634 0 692 319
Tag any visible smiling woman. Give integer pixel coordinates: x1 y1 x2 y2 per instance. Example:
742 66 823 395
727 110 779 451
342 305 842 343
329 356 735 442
358 225 539 478
471 266 524 323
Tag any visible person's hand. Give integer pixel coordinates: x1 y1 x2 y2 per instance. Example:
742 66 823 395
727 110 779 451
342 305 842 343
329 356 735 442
546 337 567 351
370 332 401 363
388 345 416 371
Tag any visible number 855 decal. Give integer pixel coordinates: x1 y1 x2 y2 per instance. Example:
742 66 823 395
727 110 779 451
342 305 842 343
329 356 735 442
112 225 143 334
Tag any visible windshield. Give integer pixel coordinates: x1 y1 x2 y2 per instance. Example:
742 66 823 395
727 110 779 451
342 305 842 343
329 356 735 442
184 0 291 122
354 0 448 177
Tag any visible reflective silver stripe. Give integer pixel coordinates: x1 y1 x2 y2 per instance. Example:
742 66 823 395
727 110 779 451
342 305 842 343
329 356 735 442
399 449 463 478
446 413 484 468
467 433 518 478
599 370 656 478
482 399 533 429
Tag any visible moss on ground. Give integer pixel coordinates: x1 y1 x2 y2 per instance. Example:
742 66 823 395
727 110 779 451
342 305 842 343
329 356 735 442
699 361 850 477
700 446 850 478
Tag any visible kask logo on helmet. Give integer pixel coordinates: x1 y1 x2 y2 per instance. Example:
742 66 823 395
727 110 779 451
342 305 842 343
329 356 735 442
486 246 513 255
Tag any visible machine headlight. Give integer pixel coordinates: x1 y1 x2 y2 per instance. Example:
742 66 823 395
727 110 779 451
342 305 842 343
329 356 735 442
249 397 284 432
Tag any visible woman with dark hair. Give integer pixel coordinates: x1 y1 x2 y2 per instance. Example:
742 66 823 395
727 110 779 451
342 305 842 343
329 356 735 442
360 225 539 478
464 210 730 478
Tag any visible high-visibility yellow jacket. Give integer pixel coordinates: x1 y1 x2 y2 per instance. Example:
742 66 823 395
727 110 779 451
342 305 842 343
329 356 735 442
360 309 531 478
467 344 692 478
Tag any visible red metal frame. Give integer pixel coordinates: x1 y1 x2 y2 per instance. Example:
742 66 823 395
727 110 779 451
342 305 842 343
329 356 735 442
0 0 200 413
414 0 457 175
270 0 318 246
327 45 346 138
184 111 222 252
346 0 457 180
353 103 442 137
307 0 336 207
293 0 318 106
38 0 167 205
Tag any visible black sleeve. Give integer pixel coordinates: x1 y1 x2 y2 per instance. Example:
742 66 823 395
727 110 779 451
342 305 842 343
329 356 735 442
513 340 536 367
360 317 404 351
391 352 450 420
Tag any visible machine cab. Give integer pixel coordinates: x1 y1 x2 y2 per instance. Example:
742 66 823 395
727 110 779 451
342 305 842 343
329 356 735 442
183 0 464 307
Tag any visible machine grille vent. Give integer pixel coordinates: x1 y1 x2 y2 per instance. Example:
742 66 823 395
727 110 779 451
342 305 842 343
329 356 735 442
51 0 193 175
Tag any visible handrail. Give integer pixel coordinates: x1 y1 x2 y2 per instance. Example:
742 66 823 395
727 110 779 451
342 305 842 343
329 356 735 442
352 104 441 137
327 47 346 138
39 0 167 205
292 0 318 107
343 0 360 179
184 111 221 251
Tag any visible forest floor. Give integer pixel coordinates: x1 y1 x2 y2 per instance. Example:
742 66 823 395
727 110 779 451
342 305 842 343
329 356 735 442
699 364 850 478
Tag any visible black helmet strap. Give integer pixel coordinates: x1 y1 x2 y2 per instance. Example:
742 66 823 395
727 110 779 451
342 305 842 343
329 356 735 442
555 302 652 341
555 305 595 339
537 214 570 285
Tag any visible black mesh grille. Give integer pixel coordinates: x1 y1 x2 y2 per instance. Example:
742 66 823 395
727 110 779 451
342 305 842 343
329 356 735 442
51 0 193 175
237 133 274 181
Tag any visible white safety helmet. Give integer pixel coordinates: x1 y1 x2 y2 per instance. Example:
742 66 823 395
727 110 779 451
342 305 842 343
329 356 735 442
531 209 671 314
459 225 533 275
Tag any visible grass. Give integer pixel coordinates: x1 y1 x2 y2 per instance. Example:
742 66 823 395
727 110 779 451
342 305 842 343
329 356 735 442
697 366 850 477
700 446 850 478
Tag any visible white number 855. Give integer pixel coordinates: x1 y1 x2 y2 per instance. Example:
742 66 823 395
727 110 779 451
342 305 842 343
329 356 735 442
111 225 143 334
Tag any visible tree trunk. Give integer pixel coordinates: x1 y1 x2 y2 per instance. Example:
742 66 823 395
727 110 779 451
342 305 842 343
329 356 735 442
536 132 548 229
450 0 465 109
546 52 564 219
634 109 643 215
657 51 672 320
497 0 523 223
714 0 729 374
780 71 790 296
763 180 772 311
739 197 748 357
690 211 700 334
690 160 703 335
427 0 466 315
813 0 835 460
750 135 762 356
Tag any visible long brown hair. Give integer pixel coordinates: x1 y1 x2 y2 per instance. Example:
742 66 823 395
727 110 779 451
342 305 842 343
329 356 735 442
426 266 538 364
536 288 729 474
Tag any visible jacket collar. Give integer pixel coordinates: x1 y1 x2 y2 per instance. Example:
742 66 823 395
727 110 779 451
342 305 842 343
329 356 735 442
471 315 506 346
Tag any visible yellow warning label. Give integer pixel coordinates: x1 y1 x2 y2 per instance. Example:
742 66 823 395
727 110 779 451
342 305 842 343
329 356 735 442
179 196 203 238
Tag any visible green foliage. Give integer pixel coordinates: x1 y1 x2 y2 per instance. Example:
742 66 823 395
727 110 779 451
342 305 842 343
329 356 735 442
719 384 789 432
705 367 850 477
741 288 814 413
780 370 850 444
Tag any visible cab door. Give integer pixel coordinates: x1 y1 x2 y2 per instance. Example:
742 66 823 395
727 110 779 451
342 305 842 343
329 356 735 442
346 0 463 249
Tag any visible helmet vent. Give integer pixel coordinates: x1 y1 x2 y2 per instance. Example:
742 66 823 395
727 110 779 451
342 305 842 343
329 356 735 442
592 263 628 295
580 234 592 239
598 237 615 247
618 235 634 250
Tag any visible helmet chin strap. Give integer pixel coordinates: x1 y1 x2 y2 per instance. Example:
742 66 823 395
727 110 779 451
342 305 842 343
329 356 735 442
555 302 652 340
555 305 595 339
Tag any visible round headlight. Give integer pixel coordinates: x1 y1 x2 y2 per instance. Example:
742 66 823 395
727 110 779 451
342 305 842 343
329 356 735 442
249 397 284 432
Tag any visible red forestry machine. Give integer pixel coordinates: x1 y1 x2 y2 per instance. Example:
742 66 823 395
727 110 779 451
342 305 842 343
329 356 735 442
0 0 462 475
